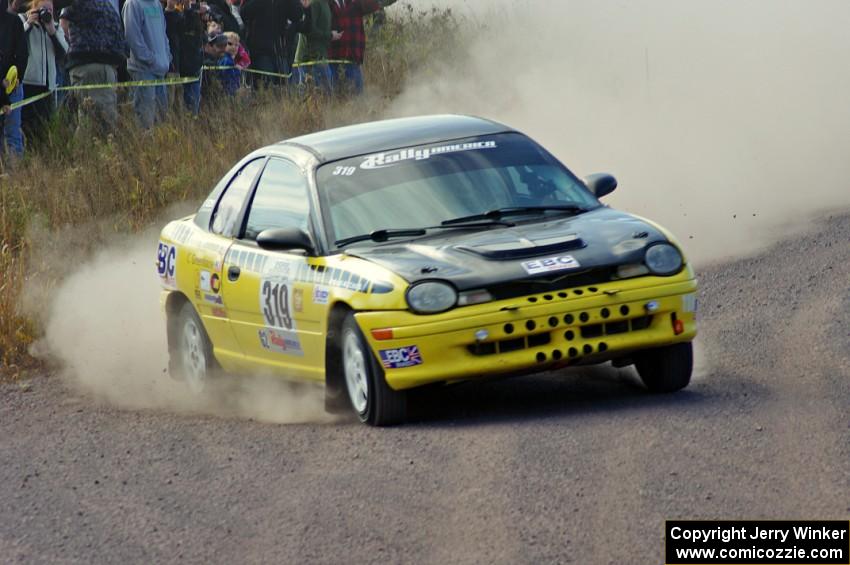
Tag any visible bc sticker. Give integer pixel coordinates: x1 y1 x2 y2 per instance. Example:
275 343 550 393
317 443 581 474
157 242 177 289
521 255 581 276
379 346 423 369
258 328 304 356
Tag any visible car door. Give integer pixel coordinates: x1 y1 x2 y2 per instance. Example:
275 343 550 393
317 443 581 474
185 157 268 361
221 157 326 381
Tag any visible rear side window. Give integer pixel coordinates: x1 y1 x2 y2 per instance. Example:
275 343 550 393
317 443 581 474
211 159 266 236
244 159 311 240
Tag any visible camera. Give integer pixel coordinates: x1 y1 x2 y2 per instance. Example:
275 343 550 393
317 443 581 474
38 7 52 24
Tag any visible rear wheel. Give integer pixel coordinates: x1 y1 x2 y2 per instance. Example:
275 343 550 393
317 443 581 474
341 314 407 426
634 341 693 393
170 301 217 394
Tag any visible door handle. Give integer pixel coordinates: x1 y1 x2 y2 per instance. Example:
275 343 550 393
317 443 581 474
227 266 241 282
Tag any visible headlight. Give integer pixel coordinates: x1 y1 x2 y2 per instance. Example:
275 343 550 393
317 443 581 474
644 243 683 276
406 281 458 314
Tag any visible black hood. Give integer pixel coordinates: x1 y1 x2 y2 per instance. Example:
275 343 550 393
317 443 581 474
346 208 670 292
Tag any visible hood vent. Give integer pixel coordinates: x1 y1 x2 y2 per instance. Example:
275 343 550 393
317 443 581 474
455 236 586 260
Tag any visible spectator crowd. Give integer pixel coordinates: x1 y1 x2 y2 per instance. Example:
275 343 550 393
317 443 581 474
0 0 396 162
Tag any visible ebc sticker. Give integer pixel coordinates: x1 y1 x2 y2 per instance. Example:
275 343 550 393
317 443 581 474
157 242 177 289
379 346 423 369
258 328 304 356
521 255 581 276
360 141 497 170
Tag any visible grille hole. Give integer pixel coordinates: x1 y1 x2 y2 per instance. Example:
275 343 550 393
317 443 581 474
528 332 551 347
548 316 559 328
564 330 575 341
500 337 524 352
598 342 608 352
580 324 603 338
620 305 630 316
528 297 538 303
552 349 562 360
574 289 584 296
504 323 514 335
563 314 574 325
579 312 590 323
601 308 610 319
557 292 568 298
588 287 598 292
568 347 578 358
536 352 546 363
525 320 536 331
543 294 553 301
583 344 593 355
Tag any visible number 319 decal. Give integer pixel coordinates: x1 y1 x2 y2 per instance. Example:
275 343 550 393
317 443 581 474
261 279 292 330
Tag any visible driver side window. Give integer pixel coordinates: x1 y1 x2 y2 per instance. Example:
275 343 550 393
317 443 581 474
244 159 311 240
211 159 266 236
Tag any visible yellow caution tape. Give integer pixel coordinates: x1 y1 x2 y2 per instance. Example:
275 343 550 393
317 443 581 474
6 60 356 111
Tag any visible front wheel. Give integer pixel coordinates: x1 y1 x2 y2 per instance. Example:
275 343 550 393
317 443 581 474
341 314 407 426
170 301 217 394
634 341 693 393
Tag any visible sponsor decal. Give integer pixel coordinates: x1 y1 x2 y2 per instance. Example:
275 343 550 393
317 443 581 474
188 253 215 270
293 288 304 313
312 285 329 305
258 328 304 356
199 270 212 292
210 273 221 293
379 346 423 369
203 293 223 305
157 242 178 289
521 255 581 275
360 141 497 170
211 307 227 318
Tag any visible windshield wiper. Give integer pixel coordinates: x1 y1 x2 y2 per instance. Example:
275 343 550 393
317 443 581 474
336 228 427 247
335 220 515 248
441 205 589 226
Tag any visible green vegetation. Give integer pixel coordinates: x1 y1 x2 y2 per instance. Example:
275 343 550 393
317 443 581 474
0 6 461 377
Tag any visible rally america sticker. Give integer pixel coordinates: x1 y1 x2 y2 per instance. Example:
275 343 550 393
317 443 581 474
521 255 581 275
360 141 497 170
379 346 423 369
258 328 304 356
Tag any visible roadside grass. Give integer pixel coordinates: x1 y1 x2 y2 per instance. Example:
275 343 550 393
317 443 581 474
0 6 463 378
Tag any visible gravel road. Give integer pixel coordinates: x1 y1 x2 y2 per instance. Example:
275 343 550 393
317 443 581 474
2 214 849 564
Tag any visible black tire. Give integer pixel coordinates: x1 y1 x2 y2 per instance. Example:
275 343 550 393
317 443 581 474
340 314 407 426
634 341 693 393
169 301 217 394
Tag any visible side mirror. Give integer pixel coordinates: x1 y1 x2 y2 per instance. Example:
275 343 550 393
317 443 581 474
584 173 618 199
257 227 316 255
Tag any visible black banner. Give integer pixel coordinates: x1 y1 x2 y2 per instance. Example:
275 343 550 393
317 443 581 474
666 521 850 564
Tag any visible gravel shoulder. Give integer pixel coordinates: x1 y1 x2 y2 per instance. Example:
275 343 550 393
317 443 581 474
2 214 849 564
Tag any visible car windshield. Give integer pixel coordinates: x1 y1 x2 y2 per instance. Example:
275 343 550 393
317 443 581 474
316 132 600 246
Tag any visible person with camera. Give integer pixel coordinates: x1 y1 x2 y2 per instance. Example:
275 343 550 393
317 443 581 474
1 0 27 162
19 0 68 143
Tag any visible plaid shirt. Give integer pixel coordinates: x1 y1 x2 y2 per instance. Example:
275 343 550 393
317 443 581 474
328 0 385 65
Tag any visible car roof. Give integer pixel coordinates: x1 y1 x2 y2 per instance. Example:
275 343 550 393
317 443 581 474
276 114 514 164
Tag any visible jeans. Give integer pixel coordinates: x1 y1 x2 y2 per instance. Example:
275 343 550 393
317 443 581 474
330 63 363 95
3 85 24 158
294 63 332 96
252 54 282 87
182 80 201 115
130 70 168 129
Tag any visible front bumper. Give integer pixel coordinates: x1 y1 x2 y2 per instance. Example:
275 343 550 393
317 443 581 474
355 273 698 390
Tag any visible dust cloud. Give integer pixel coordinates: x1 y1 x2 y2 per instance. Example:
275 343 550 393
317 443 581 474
30 228 333 424
394 0 850 264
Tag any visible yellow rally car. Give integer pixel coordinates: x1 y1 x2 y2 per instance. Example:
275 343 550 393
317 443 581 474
158 115 697 426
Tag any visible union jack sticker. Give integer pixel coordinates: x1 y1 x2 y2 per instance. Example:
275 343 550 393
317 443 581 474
379 346 423 369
